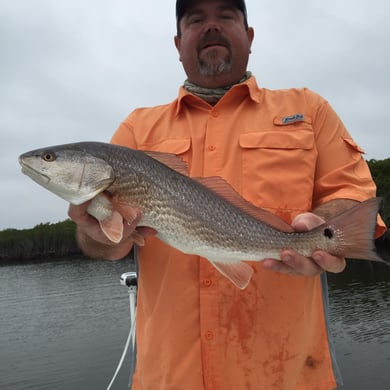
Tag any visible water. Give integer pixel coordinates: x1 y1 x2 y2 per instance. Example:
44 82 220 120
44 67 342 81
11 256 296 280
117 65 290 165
0 259 133 390
327 263 390 389
0 259 389 390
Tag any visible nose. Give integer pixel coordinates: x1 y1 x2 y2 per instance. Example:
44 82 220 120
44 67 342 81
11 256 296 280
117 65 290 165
202 17 221 33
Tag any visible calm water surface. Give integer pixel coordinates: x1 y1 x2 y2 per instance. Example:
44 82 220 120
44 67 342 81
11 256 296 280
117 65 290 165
0 258 389 390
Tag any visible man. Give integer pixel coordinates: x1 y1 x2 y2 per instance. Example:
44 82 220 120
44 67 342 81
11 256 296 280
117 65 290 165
69 1 386 389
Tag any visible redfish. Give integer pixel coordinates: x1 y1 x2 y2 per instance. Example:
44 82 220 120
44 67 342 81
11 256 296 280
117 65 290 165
19 142 384 289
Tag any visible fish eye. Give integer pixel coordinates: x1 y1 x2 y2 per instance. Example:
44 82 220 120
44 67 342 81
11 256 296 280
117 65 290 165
323 228 334 239
41 151 56 162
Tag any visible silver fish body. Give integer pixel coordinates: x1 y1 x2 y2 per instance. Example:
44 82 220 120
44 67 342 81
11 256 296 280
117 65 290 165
19 142 383 288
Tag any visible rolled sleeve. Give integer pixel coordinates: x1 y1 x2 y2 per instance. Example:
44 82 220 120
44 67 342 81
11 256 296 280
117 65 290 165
312 100 386 234
313 101 377 206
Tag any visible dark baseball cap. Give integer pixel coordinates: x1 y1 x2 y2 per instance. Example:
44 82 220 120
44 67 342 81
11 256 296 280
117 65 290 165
176 0 248 32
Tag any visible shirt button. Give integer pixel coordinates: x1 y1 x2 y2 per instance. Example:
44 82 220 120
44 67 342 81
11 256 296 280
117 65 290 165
208 145 216 151
211 110 219 117
205 331 214 340
202 279 213 287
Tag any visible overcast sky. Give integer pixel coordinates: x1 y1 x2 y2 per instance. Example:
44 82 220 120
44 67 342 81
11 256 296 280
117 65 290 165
1 0 389 230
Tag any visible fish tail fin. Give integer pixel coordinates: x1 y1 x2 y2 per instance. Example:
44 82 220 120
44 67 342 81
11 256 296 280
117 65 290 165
327 197 383 262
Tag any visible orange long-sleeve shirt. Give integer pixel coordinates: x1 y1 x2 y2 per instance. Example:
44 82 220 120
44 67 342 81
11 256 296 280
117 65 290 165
111 76 382 390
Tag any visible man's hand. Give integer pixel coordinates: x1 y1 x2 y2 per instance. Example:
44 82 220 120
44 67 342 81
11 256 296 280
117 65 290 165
261 212 346 276
68 198 156 260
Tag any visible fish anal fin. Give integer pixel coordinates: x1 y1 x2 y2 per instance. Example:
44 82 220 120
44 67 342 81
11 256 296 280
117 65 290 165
196 176 294 232
144 151 189 176
98 210 124 244
211 260 254 290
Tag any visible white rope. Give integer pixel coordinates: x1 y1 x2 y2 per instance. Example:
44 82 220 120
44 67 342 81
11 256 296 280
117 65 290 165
106 285 137 390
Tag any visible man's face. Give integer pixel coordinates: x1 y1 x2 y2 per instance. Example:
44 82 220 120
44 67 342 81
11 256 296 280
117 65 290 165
175 0 254 88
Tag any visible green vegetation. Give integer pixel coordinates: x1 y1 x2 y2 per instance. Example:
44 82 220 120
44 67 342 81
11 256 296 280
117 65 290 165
0 158 388 263
367 158 390 226
0 220 81 262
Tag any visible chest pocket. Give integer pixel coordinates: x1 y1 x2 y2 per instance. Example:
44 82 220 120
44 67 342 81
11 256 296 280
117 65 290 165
239 130 317 220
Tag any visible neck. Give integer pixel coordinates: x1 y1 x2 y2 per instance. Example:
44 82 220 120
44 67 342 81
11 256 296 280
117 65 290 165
184 72 252 105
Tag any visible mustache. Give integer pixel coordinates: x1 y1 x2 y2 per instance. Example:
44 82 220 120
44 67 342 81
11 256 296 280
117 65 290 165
197 31 231 51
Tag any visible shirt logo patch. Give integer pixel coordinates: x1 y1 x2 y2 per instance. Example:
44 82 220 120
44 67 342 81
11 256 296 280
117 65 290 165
281 114 305 124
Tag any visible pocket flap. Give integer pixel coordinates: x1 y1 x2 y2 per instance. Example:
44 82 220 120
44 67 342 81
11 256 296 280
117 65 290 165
239 131 314 150
140 138 191 154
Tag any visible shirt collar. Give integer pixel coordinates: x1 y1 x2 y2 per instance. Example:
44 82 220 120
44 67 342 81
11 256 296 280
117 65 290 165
175 75 262 116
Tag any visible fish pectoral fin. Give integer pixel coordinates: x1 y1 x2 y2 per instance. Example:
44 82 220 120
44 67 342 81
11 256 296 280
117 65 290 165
99 210 124 244
211 260 254 290
87 193 113 220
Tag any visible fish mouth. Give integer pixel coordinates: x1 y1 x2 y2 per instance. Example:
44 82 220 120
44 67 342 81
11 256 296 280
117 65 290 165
19 158 50 184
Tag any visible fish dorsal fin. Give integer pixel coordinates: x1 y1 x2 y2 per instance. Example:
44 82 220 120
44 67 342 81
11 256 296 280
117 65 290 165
196 176 294 233
144 151 189 176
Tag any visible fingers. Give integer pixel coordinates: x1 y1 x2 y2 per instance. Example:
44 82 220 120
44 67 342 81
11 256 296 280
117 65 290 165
291 212 346 274
137 226 158 237
115 204 157 242
262 250 322 276
262 250 346 276
68 202 93 226
262 211 346 276
68 197 159 260
311 251 346 273
68 203 116 245
69 201 156 245
116 203 141 228
291 212 325 231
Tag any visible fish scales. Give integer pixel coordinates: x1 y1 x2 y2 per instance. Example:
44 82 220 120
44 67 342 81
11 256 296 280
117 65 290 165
110 149 287 258
108 147 328 259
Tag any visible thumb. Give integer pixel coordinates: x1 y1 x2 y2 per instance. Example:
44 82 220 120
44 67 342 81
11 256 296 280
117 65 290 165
291 212 325 232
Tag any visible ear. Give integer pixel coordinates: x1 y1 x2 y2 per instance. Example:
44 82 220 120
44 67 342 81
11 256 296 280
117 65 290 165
174 35 182 61
247 27 255 49
174 35 180 50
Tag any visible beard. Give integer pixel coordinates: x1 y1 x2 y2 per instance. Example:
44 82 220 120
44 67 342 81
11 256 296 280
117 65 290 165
197 32 232 76
199 51 232 76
